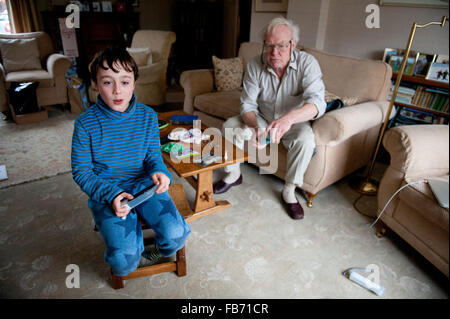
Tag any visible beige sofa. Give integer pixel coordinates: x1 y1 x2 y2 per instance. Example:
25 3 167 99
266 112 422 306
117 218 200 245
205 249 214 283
180 42 393 206
378 125 449 277
88 30 176 106
0 32 71 113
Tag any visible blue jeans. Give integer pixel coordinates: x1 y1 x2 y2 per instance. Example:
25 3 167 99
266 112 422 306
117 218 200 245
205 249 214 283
88 191 191 276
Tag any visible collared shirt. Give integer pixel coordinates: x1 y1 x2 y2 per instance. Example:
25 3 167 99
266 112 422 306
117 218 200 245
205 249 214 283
240 49 326 123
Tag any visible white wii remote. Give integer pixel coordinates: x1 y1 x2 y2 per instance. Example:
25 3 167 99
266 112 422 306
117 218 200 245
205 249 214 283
343 268 385 296
349 271 385 296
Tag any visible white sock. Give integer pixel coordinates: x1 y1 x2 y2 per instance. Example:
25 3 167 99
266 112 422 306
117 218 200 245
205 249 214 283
223 166 241 184
282 182 298 204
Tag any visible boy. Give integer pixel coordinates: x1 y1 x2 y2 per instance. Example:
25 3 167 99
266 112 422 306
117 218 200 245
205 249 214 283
71 48 191 277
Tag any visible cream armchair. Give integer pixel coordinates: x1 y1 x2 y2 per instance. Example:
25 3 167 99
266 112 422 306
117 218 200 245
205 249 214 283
88 30 176 106
378 125 449 277
131 30 176 106
180 42 393 206
0 32 71 113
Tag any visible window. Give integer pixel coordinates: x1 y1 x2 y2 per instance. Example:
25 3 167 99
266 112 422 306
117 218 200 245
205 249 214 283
0 0 11 34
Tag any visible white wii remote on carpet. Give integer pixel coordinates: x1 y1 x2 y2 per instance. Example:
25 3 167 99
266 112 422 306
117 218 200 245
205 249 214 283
343 268 385 296
348 271 385 296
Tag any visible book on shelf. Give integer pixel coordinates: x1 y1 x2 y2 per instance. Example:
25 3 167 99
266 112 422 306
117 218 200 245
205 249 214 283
399 106 448 125
411 86 423 105
389 84 416 104
435 117 447 124
400 108 434 124
405 84 449 111
442 99 449 113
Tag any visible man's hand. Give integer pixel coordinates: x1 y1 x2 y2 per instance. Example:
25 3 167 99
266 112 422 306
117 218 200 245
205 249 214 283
152 172 170 194
264 103 319 144
266 116 293 144
250 127 268 150
112 192 134 218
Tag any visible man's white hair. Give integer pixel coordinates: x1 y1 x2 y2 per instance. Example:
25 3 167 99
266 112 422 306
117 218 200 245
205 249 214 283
264 17 300 43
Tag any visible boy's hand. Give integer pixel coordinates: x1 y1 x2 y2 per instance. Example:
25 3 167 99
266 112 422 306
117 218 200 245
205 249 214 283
151 172 170 194
112 192 134 218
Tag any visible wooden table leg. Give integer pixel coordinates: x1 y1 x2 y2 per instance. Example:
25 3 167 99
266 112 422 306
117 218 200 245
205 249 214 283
194 170 215 212
180 171 232 223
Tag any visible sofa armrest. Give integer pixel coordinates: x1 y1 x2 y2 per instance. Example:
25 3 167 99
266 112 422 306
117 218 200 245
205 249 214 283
180 69 214 114
46 53 72 78
383 125 449 177
313 100 393 146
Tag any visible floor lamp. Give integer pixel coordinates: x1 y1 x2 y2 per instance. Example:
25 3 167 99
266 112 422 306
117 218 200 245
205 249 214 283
350 15 448 197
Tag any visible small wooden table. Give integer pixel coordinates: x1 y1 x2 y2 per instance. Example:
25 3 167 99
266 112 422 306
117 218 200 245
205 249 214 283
159 111 248 222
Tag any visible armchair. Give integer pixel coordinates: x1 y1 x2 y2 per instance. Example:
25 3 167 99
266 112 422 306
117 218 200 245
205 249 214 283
131 30 176 106
88 30 176 106
180 42 394 206
378 124 449 277
0 32 72 113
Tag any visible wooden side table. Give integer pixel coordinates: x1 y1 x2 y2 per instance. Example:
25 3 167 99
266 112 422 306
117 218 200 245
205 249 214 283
159 111 248 222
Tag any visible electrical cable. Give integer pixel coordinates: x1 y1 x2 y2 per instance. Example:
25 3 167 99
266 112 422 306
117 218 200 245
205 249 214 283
368 179 427 228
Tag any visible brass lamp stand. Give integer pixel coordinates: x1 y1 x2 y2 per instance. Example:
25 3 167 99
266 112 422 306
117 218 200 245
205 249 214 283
350 16 448 196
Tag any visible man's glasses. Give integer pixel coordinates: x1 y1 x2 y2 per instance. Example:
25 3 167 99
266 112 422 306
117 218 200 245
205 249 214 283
263 40 292 53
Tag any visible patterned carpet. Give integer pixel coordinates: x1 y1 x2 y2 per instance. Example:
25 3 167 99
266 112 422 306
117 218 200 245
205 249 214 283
0 161 448 298
0 109 448 298
0 110 77 189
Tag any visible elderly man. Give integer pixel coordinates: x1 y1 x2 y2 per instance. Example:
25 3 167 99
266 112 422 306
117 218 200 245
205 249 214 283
213 17 326 220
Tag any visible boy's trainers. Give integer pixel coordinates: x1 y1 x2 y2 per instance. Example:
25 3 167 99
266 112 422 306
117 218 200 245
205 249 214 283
138 246 162 267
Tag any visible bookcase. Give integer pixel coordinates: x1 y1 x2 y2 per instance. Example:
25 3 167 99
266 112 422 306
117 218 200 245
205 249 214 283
388 74 449 127
41 10 140 85
174 0 223 71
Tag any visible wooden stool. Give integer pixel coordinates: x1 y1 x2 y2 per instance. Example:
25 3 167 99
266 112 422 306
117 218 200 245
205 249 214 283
95 184 193 289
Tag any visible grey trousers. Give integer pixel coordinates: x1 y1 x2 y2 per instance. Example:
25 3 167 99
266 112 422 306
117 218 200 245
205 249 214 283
222 114 315 187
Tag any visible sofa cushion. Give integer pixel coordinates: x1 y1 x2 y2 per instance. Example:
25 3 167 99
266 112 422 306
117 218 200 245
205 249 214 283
126 47 152 67
325 90 365 106
0 38 42 73
212 55 243 91
194 90 241 120
398 176 449 232
5 70 54 87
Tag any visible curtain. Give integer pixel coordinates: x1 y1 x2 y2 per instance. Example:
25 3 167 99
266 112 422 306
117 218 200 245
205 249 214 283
7 0 40 33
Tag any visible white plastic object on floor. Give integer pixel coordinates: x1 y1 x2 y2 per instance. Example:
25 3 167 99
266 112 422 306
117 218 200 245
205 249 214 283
343 268 385 296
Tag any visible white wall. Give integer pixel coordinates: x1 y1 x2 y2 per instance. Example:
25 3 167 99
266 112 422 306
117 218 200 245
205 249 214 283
322 0 449 59
251 0 449 60
249 0 286 43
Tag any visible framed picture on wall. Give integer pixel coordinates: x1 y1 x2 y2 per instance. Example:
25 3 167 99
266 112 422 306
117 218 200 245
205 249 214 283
378 0 448 8
91 2 101 12
426 62 449 83
80 1 90 11
101 1 113 12
413 53 436 77
255 0 289 12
